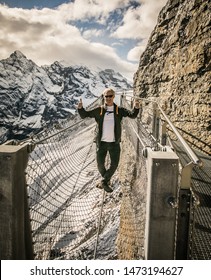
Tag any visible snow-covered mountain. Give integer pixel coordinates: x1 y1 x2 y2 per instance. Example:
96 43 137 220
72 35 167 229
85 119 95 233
0 50 132 143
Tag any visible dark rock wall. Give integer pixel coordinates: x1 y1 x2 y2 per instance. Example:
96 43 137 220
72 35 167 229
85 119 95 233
134 0 210 154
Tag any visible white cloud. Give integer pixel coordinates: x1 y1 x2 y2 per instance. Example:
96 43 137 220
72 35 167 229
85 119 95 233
0 0 167 81
127 39 148 61
110 0 167 65
57 0 131 22
82 29 104 39
111 0 167 40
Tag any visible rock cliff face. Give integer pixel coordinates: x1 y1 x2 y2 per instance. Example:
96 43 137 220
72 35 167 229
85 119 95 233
134 0 210 154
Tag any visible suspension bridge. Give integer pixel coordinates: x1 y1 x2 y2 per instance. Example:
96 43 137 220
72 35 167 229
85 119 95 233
0 91 210 260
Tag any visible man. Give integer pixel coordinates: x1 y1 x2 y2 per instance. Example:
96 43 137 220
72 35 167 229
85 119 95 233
78 88 140 193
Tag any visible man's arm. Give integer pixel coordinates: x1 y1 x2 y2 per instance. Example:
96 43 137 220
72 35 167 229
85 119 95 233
121 99 141 119
77 99 90 119
77 98 98 119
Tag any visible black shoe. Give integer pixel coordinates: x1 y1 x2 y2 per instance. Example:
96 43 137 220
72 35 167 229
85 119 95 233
102 180 113 193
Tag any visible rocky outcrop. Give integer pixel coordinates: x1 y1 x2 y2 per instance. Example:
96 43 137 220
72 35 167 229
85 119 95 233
134 0 210 154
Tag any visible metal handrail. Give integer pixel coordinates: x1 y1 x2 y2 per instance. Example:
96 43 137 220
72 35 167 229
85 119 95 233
128 120 146 147
21 89 201 166
122 91 202 166
158 106 201 166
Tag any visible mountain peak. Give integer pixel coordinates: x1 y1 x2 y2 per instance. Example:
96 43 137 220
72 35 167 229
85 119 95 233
10 50 27 60
6 50 36 71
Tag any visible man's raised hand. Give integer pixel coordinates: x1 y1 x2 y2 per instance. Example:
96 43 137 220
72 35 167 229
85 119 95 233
134 98 141 109
78 98 83 109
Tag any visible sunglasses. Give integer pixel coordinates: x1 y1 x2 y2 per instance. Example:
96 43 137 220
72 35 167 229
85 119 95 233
104 95 114 98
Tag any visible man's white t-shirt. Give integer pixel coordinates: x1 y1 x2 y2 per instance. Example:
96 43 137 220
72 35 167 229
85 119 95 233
101 105 115 142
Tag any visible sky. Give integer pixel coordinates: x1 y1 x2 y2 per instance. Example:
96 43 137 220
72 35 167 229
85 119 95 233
0 0 167 81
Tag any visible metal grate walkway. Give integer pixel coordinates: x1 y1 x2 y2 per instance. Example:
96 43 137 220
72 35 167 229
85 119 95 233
172 141 211 259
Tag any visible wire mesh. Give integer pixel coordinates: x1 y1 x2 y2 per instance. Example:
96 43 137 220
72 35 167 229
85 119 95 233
26 116 121 259
25 98 150 260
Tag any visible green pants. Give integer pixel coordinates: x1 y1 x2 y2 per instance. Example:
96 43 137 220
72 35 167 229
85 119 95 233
96 141 121 182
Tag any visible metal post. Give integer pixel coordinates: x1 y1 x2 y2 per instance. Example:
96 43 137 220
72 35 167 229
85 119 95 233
144 147 179 259
0 143 34 259
176 162 194 259
152 103 160 143
161 121 167 146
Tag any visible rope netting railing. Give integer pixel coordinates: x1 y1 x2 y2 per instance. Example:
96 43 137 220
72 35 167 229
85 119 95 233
127 95 211 260
25 93 151 260
120 95 210 260
26 114 122 260
116 117 148 260
24 97 167 261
